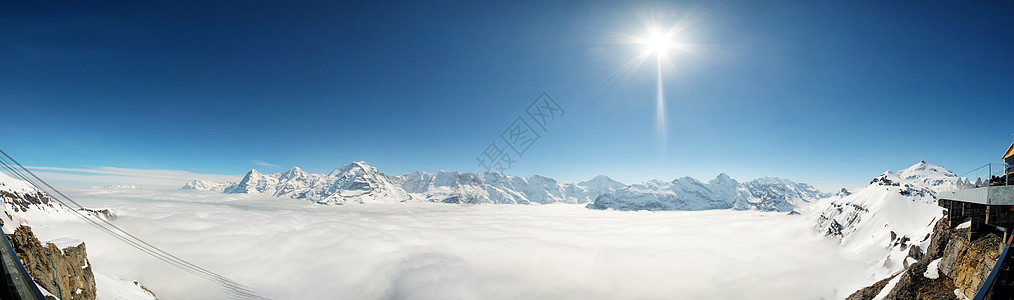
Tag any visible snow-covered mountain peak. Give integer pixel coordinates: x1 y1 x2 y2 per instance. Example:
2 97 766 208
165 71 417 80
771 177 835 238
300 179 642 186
577 175 625 190
581 175 619 184
186 162 825 211
329 161 376 177
671 176 702 186
240 169 267 182
813 161 954 277
868 161 959 196
347 161 374 171
709 173 738 186
280 166 307 180
226 168 279 194
894 160 958 190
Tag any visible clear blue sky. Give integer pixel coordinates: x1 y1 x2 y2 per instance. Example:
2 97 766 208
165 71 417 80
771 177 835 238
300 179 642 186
2 1 1012 190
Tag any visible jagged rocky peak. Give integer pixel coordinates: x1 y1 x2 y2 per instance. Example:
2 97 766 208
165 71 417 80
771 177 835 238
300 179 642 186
224 168 279 194
237 168 266 185
836 188 852 197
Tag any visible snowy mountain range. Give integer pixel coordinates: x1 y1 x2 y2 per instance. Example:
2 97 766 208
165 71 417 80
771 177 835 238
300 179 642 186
180 180 233 192
586 174 828 212
182 161 828 211
810 161 959 277
184 162 627 205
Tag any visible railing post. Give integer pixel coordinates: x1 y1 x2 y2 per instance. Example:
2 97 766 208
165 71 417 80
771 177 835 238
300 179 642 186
50 258 61 300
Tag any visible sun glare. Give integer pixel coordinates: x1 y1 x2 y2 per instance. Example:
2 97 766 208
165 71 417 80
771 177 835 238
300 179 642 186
644 30 671 54
591 8 707 151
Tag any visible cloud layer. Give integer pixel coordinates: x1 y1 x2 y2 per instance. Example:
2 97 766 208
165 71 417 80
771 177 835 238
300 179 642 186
24 166 241 190
26 189 875 300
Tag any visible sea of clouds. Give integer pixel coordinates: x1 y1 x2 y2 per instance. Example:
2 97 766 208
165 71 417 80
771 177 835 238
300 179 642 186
23 189 876 300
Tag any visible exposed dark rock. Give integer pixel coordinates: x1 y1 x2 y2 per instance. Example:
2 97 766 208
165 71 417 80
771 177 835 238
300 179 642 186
7 226 96 300
0 190 56 212
845 273 898 300
847 216 1003 299
909 245 924 261
883 258 957 300
79 208 117 221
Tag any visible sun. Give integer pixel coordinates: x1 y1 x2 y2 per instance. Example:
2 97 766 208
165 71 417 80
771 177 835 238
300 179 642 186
589 7 707 150
642 30 672 54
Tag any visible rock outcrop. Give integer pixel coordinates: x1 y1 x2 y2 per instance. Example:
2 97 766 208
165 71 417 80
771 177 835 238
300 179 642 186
845 274 899 300
6 226 96 300
847 216 1002 299
1 171 157 299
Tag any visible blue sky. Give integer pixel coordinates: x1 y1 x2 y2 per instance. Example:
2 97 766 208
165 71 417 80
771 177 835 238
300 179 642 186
2 1 1013 190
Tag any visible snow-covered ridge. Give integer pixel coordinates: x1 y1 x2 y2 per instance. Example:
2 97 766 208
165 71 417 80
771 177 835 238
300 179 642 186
0 171 65 221
181 180 234 192
811 161 958 278
182 161 827 211
587 173 828 212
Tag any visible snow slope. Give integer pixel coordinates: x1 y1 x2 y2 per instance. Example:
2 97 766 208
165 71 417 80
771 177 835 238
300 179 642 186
811 161 955 278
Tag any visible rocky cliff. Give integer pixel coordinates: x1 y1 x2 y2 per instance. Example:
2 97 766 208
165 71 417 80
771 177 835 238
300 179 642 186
847 216 1002 299
1 171 158 300
6 226 96 300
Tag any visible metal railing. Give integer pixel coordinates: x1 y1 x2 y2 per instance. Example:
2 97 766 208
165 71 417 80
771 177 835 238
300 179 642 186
974 235 1014 300
0 226 47 300
959 163 1012 189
